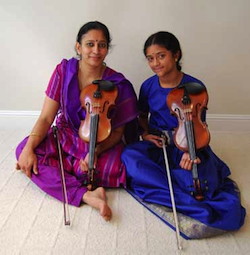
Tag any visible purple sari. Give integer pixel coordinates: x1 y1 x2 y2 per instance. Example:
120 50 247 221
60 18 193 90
16 58 139 206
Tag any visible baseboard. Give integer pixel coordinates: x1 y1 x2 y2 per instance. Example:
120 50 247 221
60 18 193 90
206 114 250 132
0 110 41 116
0 111 249 132
0 110 41 129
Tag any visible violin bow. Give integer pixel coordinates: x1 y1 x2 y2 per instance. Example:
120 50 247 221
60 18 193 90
161 132 182 250
53 126 70 226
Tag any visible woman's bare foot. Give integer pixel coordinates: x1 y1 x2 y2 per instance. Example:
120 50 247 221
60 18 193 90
82 187 112 221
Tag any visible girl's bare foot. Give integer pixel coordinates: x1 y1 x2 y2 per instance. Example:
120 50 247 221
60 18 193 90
82 187 112 221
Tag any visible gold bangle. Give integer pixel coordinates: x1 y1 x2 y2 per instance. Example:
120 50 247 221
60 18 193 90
30 132 41 138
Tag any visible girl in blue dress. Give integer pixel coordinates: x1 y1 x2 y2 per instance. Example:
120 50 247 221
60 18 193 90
121 31 246 232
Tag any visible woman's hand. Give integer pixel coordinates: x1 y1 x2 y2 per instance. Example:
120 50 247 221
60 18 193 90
142 133 163 148
16 147 38 178
15 96 60 178
180 152 201 170
80 152 97 172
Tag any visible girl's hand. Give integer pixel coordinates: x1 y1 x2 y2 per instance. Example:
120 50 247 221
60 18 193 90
16 148 38 178
180 152 201 170
142 133 163 148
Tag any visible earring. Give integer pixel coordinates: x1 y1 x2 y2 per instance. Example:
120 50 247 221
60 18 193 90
175 58 178 62
77 53 82 60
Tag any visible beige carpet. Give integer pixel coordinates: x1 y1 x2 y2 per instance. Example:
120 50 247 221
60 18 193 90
0 120 249 255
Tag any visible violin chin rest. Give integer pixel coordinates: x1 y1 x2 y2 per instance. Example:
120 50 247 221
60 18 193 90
92 80 115 91
178 82 206 95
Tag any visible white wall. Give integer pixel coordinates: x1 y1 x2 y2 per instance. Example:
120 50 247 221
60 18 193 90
1 0 250 115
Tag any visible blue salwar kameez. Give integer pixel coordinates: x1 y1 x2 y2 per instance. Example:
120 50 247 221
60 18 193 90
121 74 246 232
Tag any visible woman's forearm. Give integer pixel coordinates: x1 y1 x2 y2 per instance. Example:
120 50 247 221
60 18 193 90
24 116 53 151
24 96 59 151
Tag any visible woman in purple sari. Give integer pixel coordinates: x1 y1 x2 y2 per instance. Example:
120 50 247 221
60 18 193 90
15 21 138 221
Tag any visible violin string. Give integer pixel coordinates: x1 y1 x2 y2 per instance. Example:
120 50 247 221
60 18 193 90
88 96 100 189
184 100 200 199
185 102 196 160
176 89 206 201
184 103 193 157
187 102 198 172
187 98 204 200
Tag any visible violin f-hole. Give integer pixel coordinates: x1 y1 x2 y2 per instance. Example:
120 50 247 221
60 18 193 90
99 101 110 114
193 103 201 118
174 108 184 120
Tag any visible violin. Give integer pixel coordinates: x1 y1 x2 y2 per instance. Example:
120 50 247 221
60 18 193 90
79 80 118 190
167 82 210 201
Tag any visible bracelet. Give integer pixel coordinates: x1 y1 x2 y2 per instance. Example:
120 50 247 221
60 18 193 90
30 132 42 138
